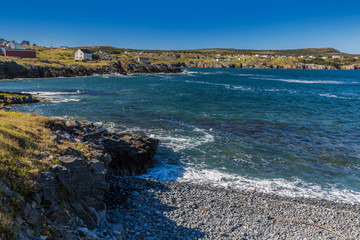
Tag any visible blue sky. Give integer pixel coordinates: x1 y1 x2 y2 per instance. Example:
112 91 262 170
1 0 360 53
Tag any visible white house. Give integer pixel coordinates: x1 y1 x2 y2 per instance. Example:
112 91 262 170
6 41 26 49
138 57 150 63
75 49 92 61
332 55 341 59
0 39 6 45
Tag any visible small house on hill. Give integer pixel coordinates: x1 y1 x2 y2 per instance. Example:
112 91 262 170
75 49 92 61
6 41 25 50
138 57 150 64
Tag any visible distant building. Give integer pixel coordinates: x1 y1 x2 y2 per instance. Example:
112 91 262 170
60 46 69 49
75 49 92 61
4 49 37 58
0 39 6 45
354 56 359 60
21 40 30 46
321 56 329 59
332 55 341 59
138 57 150 63
6 41 26 49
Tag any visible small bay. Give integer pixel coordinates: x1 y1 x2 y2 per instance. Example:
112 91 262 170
3 68 360 203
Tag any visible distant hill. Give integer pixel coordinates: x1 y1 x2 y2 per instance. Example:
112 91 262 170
73 46 351 56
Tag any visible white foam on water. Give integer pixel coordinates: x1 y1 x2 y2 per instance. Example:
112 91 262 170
175 167 360 204
24 90 83 96
251 77 359 85
185 80 231 88
182 70 199 75
233 74 274 77
264 88 280 92
263 88 299 94
49 98 81 103
319 93 353 99
227 86 253 91
149 127 215 152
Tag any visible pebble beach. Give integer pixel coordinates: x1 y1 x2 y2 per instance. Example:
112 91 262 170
104 176 360 240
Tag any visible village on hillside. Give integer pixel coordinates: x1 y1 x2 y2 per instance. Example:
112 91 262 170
0 37 359 69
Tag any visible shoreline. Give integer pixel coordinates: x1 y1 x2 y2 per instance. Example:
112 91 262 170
1 93 359 239
104 176 360 240
166 61 360 70
0 60 182 80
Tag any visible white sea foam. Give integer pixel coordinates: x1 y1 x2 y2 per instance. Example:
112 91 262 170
170 167 360 204
319 93 353 99
233 74 274 77
24 90 83 96
251 77 359 84
149 127 215 152
49 98 81 103
227 86 253 91
263 88 298 94
185 80 231 88
182 70 199 75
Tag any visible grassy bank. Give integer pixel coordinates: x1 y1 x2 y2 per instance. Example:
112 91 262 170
0 110 92 239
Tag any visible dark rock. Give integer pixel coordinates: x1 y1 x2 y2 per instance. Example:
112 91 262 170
103 134 159 175
0 60 181 79
40 172 56 203
70 201 99 229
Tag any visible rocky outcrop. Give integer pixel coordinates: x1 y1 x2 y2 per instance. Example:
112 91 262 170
341 64 360 70
0 60 181 79
166 61 357 70
1 120 160 239
0 91 39 105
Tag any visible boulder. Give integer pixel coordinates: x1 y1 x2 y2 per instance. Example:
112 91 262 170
103 134 159 175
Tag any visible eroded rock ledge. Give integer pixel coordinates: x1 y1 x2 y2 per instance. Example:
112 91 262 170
166 61 360 70
0 60 181 79
0 120 159 239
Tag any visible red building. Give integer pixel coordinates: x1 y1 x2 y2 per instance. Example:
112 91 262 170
4 49 37 58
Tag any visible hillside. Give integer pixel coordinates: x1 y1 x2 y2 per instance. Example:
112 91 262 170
75 46 352 56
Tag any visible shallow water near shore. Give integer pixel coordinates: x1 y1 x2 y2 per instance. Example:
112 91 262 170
3 68 360 203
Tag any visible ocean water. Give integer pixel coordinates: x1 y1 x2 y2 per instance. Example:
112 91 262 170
2 68 360 203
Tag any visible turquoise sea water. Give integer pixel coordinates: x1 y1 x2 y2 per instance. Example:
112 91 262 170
2 68 360 203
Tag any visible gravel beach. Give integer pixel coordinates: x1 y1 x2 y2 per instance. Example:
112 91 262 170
104 176 360 240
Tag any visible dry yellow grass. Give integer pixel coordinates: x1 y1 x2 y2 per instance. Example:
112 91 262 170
0 111 93 196
0 46 116 67
0 110 94 239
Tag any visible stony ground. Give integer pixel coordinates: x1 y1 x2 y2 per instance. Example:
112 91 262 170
103 176 360 240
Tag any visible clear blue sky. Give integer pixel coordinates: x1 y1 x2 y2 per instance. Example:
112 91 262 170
1 0 360 53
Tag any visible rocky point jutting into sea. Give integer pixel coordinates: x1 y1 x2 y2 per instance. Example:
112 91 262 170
0 60 181 79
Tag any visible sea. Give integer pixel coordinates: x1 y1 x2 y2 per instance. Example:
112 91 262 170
2 68 360 203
